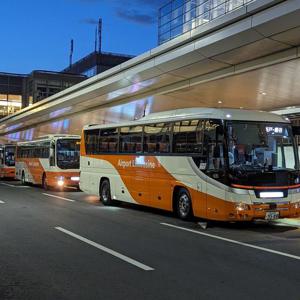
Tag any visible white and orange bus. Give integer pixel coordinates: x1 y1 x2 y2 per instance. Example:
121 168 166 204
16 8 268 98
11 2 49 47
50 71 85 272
16 135 81 190
79 108 300 221
0 144 16 179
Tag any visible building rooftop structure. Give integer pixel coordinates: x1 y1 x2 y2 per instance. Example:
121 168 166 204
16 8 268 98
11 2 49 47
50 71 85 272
0 51 133 119
63 51 134 77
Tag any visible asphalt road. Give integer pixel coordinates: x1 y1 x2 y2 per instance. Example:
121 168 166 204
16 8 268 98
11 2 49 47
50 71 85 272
0 180 300 300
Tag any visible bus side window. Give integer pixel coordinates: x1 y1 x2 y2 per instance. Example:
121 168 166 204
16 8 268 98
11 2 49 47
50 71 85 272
144 123 171 154
120 126 143 154
85 129 100 154
173 120 203 154
100 128 118 153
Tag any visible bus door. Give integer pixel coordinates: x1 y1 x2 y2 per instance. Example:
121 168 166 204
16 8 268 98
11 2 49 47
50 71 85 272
131 155 151 206
203 120 226 220
0 147 4 167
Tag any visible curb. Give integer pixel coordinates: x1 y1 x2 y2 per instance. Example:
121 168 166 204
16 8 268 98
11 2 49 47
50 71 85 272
272 218 300 228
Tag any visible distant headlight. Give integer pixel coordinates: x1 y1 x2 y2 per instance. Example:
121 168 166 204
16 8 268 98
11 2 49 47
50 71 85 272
235 203 251 211
56 176 64 186
57 180 64 186
293 201 300 209
71 176 80 181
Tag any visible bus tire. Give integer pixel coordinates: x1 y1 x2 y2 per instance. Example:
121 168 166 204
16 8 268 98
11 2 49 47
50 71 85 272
100 179 113 206
42 173 48 190
175 188 193 221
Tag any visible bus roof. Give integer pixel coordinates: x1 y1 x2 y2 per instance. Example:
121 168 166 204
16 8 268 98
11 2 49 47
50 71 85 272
16 134 81 145
83 108 289 130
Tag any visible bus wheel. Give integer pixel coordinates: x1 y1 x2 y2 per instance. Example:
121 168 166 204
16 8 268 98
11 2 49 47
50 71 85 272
176 188 193 221
100 179 112 206
21 171 26 185
42 174 48 190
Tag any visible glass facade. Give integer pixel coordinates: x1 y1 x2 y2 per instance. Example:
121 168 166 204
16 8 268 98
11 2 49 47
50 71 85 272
158 0 256 44
0 74 23 117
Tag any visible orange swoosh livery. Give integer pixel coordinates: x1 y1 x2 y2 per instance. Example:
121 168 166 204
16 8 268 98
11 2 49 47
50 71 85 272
80 153 300 221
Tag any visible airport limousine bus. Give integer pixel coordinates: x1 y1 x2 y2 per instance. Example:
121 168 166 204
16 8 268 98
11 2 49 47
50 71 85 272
16 135 81 189
79 108 300 221
0 144 16 179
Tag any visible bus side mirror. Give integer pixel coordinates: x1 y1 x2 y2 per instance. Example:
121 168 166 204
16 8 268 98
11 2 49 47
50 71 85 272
292 126 300 136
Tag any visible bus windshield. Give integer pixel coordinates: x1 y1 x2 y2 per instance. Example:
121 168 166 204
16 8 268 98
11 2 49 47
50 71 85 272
227 122 299 185
56 139 80 169
5 146 16 167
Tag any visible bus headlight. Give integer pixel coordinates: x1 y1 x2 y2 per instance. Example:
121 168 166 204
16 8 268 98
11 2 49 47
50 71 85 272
293 201 300 209
235 203 251 211
71 176 80 181
57 176 64 186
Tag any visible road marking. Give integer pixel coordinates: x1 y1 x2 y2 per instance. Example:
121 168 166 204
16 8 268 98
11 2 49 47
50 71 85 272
55 227 154 271
161 223 300 261
42 193 75 202
1 183 15 187
0 200 5 204
0 183 30 188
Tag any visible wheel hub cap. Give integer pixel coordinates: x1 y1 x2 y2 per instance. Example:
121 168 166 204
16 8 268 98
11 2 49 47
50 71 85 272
179 194 190 217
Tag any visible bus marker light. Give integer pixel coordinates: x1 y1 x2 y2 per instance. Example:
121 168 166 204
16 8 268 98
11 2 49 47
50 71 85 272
260 192 283 198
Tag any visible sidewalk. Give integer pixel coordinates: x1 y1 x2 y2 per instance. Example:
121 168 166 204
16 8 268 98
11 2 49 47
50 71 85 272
273 218 300 228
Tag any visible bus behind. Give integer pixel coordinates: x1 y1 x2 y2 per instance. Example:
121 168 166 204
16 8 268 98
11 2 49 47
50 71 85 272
0 144 16 179
16 135 80 190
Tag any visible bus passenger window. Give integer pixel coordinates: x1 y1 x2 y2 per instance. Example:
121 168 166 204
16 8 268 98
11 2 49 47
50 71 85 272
144 123 171 154
173 120 204 154
85 129 100 155
99 128 118 153
120 126 143 154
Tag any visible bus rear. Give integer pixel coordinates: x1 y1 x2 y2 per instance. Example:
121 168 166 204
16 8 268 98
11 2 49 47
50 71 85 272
0 144 16 179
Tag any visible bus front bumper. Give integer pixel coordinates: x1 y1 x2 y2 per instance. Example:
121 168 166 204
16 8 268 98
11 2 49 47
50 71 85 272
0 168 15 179
51 175 80 188
229 202 300 221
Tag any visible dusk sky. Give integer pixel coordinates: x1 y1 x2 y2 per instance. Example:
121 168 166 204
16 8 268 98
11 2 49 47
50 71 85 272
0 0 168 74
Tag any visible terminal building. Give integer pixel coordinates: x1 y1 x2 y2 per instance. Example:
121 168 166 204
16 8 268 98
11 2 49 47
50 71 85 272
0 52 133 119
0 71 86 117
63 51 134 78
158 0 255 44
0 0 300 142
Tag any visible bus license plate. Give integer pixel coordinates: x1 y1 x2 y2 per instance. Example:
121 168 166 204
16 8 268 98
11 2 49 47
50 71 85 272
265 211 279 220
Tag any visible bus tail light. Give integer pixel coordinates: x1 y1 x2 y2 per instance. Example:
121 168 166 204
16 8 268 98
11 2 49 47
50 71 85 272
71 176 80 181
